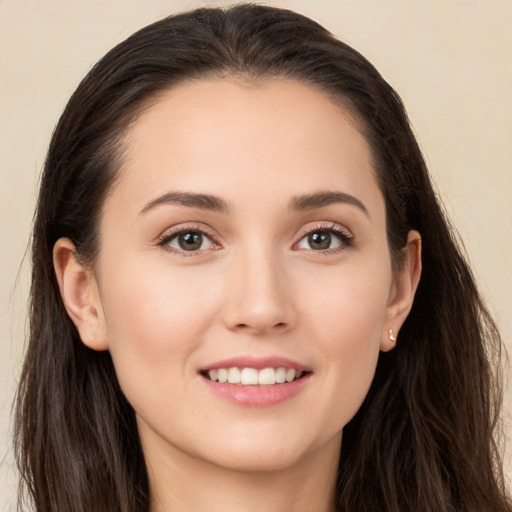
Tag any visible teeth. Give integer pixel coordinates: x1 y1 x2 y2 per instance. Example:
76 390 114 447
205 367 305 386
258 367 276 385
285 369 296 382
275 367 286 383
227 367 241 384
240 368 258 385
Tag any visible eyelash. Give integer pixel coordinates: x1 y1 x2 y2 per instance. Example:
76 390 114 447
294 222 354 254
157 222 354 256
157 224 220 256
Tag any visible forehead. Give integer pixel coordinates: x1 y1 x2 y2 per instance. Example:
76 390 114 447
124 77 365 161
108 78 382 221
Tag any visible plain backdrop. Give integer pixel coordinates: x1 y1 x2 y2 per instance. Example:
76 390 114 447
1 0 511 509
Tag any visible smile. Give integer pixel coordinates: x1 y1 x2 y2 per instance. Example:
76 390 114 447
204 367 305 386
199 357 312 406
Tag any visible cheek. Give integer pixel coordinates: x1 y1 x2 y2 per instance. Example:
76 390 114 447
97 258 221 399
303 258 391 345
300 261 390 429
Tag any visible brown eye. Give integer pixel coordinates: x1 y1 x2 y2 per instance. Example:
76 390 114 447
308 232 332 250
163 230 214 252
296 227 348 252
178 232 203 250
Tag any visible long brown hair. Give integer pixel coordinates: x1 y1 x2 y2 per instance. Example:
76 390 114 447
14 5 511 511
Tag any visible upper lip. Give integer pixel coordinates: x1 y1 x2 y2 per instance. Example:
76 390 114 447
200 356 311 372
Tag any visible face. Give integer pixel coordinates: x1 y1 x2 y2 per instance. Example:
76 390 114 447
71 79 415 474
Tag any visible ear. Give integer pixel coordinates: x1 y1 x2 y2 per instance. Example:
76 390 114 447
380 230 422 352
53 238 108 351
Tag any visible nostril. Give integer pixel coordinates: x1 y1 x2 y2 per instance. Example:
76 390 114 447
235 323 249 329
233 321 288 333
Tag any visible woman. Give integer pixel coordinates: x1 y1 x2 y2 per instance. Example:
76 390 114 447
14 4 511 512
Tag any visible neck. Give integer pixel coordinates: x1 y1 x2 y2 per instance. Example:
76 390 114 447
143 430 341 512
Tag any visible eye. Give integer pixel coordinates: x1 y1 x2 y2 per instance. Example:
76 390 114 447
295 224 353 252
297 231 340 250
159 227 218 254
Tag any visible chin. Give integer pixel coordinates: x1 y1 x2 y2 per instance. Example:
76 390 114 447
219 448 303 472
193 427 341 474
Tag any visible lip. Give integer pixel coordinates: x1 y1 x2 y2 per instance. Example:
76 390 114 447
200 356 311 372
199 355 312 407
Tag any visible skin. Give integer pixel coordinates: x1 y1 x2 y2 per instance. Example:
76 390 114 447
54 78 421 512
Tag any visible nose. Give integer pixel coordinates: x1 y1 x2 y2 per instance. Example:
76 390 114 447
221 247 297 336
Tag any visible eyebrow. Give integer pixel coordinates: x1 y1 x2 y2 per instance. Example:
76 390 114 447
138 190 368 217
289 191 369 217
138 191 229 216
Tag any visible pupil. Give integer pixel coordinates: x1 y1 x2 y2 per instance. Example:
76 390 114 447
309 231 331 250
178 232 202 250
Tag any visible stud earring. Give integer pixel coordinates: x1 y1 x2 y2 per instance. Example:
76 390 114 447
388 328 396 343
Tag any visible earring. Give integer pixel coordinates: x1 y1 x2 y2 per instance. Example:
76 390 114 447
388 328 396 343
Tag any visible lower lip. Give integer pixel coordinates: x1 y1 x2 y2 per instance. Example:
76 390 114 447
201 374 311 407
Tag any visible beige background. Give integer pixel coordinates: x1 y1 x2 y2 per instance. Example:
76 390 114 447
1 0 511 509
